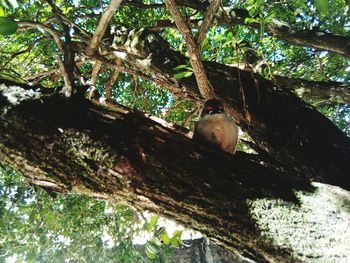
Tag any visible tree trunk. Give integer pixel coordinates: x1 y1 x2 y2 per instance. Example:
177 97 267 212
1 80 349 262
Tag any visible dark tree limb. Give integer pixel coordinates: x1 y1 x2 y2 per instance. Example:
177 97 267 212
111 29 350 189
273 76 350 105
195 0 221 45
0 79 310 262
165 0 215 99
1 79 350 262
86 0 123 56
215 7 350 58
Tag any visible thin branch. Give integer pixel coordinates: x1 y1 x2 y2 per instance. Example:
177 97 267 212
165 0 215 99
105 59 122 101
86 0 123 56
1 37 45 69
17 21 64 52
17 20 74 96
91 61 103 86
195 0 221 45
57 56 73 96
44 0 91 40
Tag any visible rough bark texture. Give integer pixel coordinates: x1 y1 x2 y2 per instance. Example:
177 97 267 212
273 76 350 105
111 29 350 190
1 80 350 263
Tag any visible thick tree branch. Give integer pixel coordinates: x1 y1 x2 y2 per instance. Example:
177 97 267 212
218 8 350 58
274 76 350 105
0 79 310 262
111 29 350 189
195 0 221 45
1 80 349 262
165 0 214 99
86 0 123 56
57 56 74 97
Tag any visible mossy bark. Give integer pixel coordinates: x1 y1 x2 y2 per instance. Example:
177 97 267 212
1 80 349 262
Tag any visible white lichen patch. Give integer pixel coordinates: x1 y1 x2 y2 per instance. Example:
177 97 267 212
0 84 42 105
247 183 350 262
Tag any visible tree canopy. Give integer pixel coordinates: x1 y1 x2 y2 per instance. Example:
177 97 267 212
0 0 350 262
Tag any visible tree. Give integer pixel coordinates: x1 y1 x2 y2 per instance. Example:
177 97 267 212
0 0 349 262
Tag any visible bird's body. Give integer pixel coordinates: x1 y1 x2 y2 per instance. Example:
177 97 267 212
193 99 238 154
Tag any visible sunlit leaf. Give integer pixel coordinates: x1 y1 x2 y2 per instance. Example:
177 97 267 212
173 64 189 71
0 16 18 35
0 70 26 83
314 0 329 13
170 230 183 247
1 0 18 9
159 230 170 245
145 247 157 259
147 215 159 231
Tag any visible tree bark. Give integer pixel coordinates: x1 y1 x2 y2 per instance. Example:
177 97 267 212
273 76 350 105
1 80 350 262
110 29 350 190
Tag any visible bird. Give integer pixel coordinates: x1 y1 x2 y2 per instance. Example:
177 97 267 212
193 98 238 154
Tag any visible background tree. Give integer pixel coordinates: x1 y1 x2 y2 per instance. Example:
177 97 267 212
0 0 349 262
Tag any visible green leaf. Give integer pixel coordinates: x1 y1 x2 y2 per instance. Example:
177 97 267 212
145 241 158 259
145 248 156 259
152 237 162 246
159 231 170 245
173 64 189 71
0 7 5 16
1 0 18 9
0 16 18 35
147 215 159 231
314 0 329 13
183 72 193 77
0 70 26 83
170 230 183 247
174 71 193 79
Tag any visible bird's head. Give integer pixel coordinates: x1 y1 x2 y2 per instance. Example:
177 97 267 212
200 99 225 117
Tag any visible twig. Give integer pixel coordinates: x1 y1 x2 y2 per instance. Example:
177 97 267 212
2 37 45 69
44 0 91 40
195 0 221 45
17 21 64 51
184 103 201 127
91 61 103 86
86 0 123 56
105 58 122 101
165 0 215 99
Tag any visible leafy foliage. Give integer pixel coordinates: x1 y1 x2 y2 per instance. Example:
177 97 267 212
0 165 181 262
0 0 349 261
